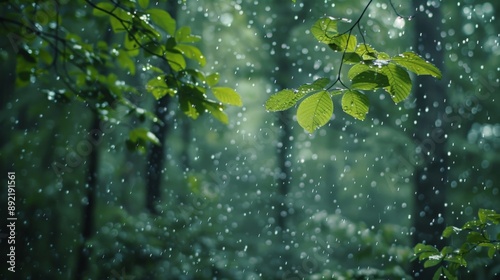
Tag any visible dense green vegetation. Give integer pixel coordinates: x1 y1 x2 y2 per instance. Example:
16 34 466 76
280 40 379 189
1 0 499 279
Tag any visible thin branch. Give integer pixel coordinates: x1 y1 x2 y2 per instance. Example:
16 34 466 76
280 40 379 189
326 0 374 91
389 0 414 20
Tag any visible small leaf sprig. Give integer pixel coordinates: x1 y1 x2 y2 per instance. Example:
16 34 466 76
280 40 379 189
265 1 441 133
414 209 500 280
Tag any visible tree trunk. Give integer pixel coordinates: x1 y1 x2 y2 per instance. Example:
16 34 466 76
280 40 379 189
144 2 178 214
75 114 100 280
411 1 448 278
145 95 171 214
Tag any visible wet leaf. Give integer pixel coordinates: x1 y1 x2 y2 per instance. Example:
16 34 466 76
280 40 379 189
311 17 338 44
297 91 333 133
175 44 206 66
175 26 201 43
381 63 412 103
265 89 306 112
392 52 442 79
351 70 389 90
328 34 357 53
442 226 461 238
212 87 242 106
341 90 369 120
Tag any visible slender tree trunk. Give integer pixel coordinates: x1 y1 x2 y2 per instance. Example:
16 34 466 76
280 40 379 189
146 95 171 214
75 114 100 280
411 1 448 278
145 2 178 214
74 24 113 279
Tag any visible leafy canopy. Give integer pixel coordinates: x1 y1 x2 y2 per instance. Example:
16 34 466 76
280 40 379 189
1 0 241 149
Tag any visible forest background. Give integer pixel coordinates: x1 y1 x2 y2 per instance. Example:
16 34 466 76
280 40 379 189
0 0 499 279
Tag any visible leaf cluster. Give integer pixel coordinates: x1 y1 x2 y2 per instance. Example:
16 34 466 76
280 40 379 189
414 209 500 280
1 0 241 149
265 16 442 133
89 0 243 126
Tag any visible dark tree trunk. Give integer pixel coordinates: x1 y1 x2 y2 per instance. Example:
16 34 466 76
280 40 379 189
75 114 100 280
144 2 178 215
145 95 171 214
411 1 448 278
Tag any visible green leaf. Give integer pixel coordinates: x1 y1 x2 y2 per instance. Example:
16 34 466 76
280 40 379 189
179 90 202 120
297 91 333 133
414 244 440 254
204 101 229 124
442 267 457 280
329 34 357 53
440 246 454 256
297 77 330 94
343 52 362 64
117 51 135 74
479 242 495 249
147 8 176 35
342 90 369 120
138 0 149 8
109 8 132 33
466 232 488 243
348 64 372 80
443 226 461 238
165 50 186 71
486 213 500 224
478 208 499 224
432 267 442 280
206 73 219 87
488 246 496 258
124 34 140 57
184 69 207 84
381 63 412 103
212 87 242 106
175 26 201 43
392 52 442 79
462 219 482 230
311 17 338 44
265 89 306 112
351 71 389 90
129 128 160 146
175 44 206 66
444 255 467 266
354 44 378 61
143 41 166 57
146 76 173 100
424 258 442 268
